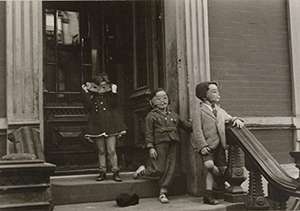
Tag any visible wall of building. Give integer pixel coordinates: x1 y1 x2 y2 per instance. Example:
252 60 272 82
208 0 293 163
0 2 6 157
0 2 6 118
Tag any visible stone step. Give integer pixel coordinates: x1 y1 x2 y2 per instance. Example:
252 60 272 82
0 202 51 211
51 172 186 205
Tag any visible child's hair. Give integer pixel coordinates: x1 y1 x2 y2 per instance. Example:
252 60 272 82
195 81 218 101
92 72 110 85
148 88 170 107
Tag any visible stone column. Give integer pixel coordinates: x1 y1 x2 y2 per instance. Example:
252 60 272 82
288 0 300 150
6 1 43 139
164 0 211 195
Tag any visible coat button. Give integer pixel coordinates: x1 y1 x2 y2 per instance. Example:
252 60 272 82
103 108 106 111
100 102 103 104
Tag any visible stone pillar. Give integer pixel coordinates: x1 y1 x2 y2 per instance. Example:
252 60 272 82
164 0 210 195
6 1 43 135
288 0 300 150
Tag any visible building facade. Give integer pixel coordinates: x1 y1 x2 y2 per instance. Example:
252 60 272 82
0 0 299 195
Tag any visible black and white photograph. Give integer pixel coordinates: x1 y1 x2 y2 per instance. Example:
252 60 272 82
0 0 300 210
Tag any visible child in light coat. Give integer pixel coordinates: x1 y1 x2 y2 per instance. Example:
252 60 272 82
192 81 244 205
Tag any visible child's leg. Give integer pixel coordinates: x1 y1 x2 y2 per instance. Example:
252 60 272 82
203 159 219 204
159 142 178 193
142 144 168 178
106 136 119 173
95 137 106 173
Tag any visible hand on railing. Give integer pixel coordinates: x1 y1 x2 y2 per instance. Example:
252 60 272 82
231 117 244 128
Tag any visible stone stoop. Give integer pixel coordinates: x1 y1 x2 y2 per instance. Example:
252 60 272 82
51 172 186 205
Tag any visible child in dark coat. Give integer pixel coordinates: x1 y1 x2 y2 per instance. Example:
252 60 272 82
82 72 127 182
192 81 244 205
133 88 192 203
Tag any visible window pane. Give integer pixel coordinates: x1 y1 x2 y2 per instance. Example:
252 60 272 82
57 48 81 92
45 64 56 92
57 10 80 46
45 9 55 45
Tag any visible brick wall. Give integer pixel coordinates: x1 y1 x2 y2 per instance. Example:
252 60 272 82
208 0 293 163
208 0 292 117
251 129 294 164
0 2 6 117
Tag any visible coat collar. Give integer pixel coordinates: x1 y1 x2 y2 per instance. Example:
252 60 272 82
152 107 172 117
200 102 216 119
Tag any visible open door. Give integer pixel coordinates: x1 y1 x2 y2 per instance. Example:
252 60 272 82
43 1 164 174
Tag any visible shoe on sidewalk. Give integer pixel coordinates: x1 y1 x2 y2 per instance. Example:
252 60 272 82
133 165 145 179
158 193 169 204
113 171 122 182
96 172 106 181
203 196 219 205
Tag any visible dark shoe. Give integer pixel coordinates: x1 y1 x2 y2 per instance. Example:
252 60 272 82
96 172 106 181
113 172 122 182
203 196 219 205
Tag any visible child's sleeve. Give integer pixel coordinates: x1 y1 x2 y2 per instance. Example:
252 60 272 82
178 117 193 132
82 91 93 111
222 109 244 124
145 113 155 149
191 112 208 153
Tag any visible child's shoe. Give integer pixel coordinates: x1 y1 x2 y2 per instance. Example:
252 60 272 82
133 165 145 179
113 171 122 182
96 172 106 181
158 193 169 203
203 190 219 205
203 196 219 205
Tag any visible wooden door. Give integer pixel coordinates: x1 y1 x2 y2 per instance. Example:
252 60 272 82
43 2 95 173
122 0 165 169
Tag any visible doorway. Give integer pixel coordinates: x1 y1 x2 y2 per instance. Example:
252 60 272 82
43 1 164 174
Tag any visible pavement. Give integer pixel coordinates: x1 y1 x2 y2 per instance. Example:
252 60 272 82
53 195 243 211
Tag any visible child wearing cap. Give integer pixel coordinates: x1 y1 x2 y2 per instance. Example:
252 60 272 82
192 81 244 205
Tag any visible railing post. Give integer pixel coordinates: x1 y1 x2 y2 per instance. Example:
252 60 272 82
223 137 247 202
268 184 289 210
245 155 270 210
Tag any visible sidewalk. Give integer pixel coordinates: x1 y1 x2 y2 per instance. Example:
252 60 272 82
53 195 243 211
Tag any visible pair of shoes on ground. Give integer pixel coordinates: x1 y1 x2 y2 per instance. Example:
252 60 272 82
158 193 169 203
96 172 122 182
133 165 145 179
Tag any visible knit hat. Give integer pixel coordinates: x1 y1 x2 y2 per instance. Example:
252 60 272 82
195 81 218 101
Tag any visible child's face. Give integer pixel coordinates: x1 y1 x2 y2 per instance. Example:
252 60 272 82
206 84 220 104
152 90 169 110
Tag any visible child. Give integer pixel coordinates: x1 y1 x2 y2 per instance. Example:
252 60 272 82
82 72 127 182
133 88 192 203
192 81 244 205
